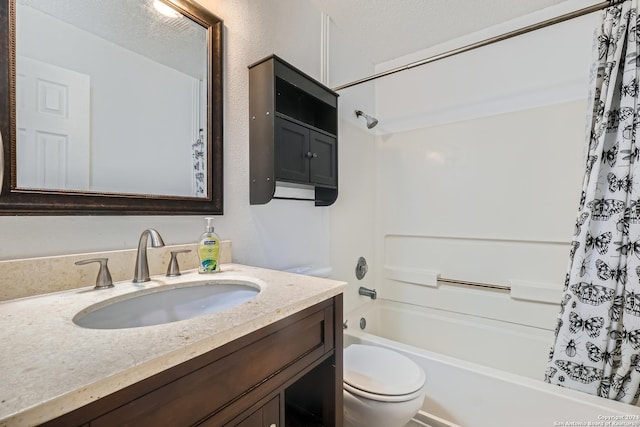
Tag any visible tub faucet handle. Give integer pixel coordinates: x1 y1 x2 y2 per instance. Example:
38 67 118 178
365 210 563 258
75 258 114 290
355 257 368 280
166 249 192 277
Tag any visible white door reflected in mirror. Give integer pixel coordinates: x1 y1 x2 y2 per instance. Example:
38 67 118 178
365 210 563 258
17 56 90 191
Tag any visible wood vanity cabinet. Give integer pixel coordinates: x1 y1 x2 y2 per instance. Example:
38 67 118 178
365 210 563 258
43 295 343 427
249 55 339 206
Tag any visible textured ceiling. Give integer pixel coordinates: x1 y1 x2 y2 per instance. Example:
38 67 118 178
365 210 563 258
18 0 207 79
310 0 572 65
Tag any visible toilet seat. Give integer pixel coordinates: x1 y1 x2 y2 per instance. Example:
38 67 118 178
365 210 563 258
343 344 425 403
343 382 425 403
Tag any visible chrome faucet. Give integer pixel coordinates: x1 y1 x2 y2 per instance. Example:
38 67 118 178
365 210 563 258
358 286 377 300
133 228 165 283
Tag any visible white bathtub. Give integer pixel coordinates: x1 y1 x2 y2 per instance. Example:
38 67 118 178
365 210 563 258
344 300 640 427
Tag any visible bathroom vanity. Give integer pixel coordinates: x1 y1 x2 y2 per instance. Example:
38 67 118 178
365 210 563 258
0 264 345 426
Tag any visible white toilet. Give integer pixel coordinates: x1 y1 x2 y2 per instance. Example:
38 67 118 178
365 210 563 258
343 344 426 427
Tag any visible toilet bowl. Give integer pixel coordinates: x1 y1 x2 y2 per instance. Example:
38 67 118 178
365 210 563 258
343 344 426 427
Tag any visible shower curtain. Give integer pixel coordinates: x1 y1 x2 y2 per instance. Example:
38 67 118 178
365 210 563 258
192 129 206 197
546 0 640 403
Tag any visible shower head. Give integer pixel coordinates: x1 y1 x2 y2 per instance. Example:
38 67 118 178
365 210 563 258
355 110 378 129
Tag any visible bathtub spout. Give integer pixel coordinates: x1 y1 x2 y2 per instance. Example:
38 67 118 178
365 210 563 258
359 286 377 300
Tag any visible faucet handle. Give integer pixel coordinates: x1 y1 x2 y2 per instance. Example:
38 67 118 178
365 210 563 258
355 257 368 280
75 258 114 290
166 250 192 277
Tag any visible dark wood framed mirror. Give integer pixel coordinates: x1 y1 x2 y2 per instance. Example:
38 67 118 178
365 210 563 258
0 0 223 214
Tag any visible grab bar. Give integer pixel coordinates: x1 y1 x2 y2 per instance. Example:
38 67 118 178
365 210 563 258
438 277 510 291
383 266 562 304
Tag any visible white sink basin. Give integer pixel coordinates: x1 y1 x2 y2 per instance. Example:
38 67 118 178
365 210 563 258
73 280 260 329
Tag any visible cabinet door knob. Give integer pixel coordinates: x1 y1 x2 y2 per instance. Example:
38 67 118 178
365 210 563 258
312 152 318 158
305 151 313 158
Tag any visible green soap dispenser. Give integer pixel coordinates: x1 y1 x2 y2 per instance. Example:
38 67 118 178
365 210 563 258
198 217 221 273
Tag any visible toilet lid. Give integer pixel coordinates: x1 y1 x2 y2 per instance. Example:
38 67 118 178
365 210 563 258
344 344 425 397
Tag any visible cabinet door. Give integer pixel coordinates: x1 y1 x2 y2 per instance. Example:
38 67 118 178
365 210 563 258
225 395 280 427
261 395 280 427
275 118 310 183
309 131 337 188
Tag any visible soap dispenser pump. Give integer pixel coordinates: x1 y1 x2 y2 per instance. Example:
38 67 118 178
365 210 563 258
198 217 221 273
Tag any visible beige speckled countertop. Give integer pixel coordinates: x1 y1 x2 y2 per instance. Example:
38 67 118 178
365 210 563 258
0 263 346 426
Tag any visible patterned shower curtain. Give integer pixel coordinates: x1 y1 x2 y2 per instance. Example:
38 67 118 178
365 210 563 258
192 128 206 197
545 0 640 403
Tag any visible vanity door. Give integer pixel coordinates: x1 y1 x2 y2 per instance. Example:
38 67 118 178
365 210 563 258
220 395 280 427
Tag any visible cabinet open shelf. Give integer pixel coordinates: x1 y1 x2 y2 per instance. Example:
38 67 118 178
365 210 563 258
275 78 337 135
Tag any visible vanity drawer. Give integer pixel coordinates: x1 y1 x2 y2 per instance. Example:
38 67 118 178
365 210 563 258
88 301 334 427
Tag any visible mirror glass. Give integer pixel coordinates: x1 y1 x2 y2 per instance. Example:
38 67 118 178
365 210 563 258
15 0 208 198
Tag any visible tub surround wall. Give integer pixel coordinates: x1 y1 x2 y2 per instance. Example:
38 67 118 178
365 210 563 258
344 299 552 379
326 21 378 314
328 117 377 313
374 9 596 133
372 7 597 330
377 100 585 331
0 241 231 301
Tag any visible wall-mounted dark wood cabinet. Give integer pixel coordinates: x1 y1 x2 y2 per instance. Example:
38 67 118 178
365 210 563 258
249 55 338 206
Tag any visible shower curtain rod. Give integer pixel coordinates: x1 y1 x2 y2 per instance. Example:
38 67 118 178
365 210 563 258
332 0 623 91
